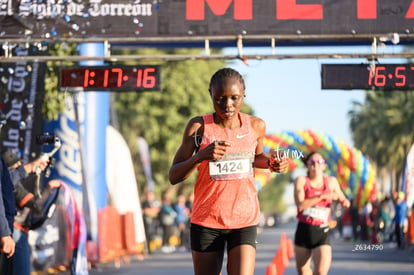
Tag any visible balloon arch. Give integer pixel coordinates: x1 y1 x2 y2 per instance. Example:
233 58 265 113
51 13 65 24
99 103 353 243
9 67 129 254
255 129 378 208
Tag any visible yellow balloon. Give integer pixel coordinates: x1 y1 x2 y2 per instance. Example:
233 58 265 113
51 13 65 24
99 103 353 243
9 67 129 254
339 143 350 165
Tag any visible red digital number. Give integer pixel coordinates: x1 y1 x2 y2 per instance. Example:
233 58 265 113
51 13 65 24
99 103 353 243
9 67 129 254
374 66 386 86
395 66 406 87
111 68 123 87
136 69 143 87
84 69 90 87
103 69 109 87
137 68 157 88
368 66 386 87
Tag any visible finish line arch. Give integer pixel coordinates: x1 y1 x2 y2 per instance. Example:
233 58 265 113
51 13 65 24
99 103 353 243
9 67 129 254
255 129 378 208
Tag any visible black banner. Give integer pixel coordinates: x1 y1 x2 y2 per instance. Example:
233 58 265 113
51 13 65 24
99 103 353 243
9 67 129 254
0 44 46 163
28 183 89 273
29 204 70 272
0 0 413 40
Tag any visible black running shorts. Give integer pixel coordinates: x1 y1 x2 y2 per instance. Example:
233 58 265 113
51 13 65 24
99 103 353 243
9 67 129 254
190 223 257 252
294 221 331 249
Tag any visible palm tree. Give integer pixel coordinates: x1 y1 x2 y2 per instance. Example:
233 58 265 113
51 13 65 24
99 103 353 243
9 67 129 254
349 89 414 195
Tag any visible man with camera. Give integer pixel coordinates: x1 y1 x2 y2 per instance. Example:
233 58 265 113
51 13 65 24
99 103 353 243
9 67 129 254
4 151 50 182
0 153 16 275
2 149 60 275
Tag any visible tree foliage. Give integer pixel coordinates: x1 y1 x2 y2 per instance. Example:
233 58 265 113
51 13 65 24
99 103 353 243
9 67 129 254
259 173 292 215
43 43 78 120
349 90 414 190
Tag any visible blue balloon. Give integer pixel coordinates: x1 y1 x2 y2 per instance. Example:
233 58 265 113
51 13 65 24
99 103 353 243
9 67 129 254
287 131 306 145
360 158 369 186
328 136 341 158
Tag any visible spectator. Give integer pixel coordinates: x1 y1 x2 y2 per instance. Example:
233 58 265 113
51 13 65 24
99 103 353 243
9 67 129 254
360 201 373 241
379 198 392 243
349 199 360 242
174 194 190 252
2 150 55 275
393 191 408 249
142 190 161 254
370 201 381 244
185 193 194 214
2 150 49 183
387 195 396 242
158 192 177 253
0 154 16 274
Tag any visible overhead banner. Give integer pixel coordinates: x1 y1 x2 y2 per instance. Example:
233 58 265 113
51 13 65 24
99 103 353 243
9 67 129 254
0 45 46 161
0 0 413 40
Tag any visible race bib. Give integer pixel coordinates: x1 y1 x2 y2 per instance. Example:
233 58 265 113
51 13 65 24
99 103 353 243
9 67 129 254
209 152 254 180
303 207 330 223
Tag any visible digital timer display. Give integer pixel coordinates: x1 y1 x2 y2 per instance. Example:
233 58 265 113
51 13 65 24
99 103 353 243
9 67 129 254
59 65 161 91
321 64 414 90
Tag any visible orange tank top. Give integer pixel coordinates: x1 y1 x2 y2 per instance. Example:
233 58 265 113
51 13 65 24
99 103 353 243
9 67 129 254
191 113 260 229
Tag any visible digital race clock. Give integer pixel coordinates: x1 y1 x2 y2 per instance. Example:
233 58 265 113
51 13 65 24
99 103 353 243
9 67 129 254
59 65 161 91
321 64 414 90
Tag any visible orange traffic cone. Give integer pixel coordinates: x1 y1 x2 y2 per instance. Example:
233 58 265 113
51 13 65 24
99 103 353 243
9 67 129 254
275 249 285 275
279 234 289 268
266 262 278 275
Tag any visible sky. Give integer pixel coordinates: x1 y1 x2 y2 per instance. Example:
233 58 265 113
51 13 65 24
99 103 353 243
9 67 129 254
223 44 404 147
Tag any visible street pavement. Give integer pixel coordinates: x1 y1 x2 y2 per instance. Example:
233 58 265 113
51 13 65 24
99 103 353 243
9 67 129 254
90 222 414 275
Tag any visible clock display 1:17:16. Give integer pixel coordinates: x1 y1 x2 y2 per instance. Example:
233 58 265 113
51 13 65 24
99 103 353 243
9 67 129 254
59 66 161 91
83 67 158 89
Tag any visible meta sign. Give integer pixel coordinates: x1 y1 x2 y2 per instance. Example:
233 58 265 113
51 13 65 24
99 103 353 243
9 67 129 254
0 0 413 41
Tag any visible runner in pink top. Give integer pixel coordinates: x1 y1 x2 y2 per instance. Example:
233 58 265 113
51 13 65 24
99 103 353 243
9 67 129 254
296 176 332 226
294 152 350 275
169 67 289 275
